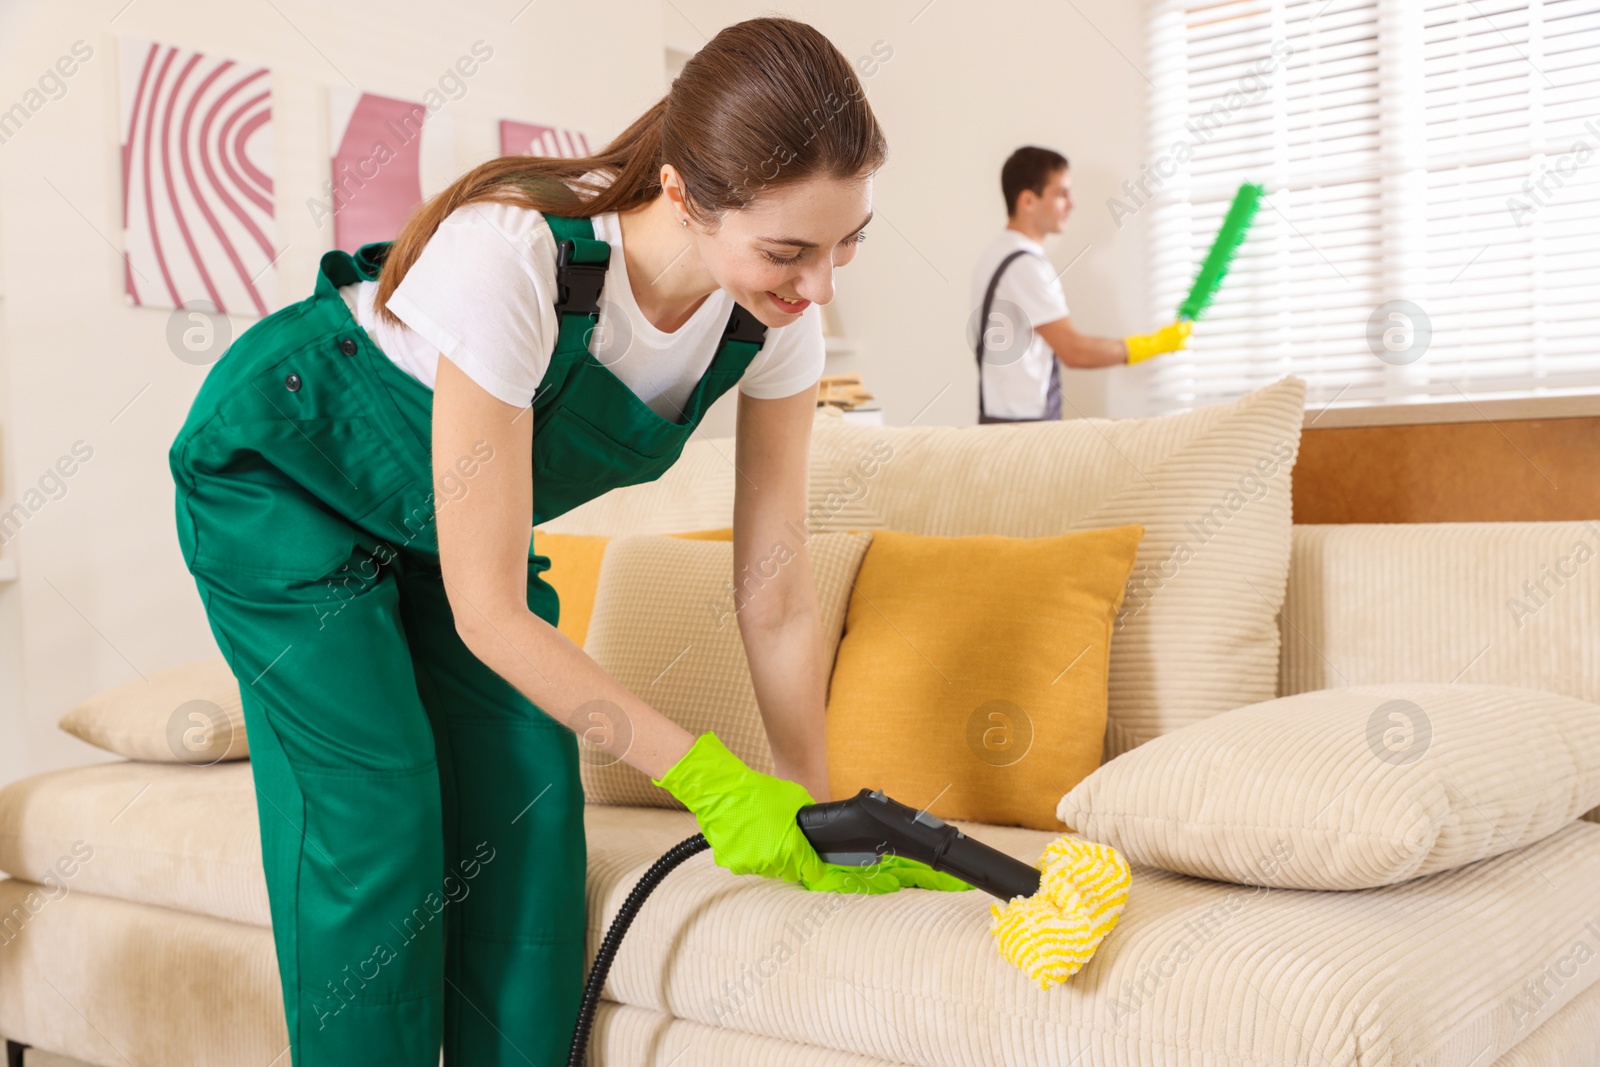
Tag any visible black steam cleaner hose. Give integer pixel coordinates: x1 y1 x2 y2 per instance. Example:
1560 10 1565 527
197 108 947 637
567 788 1042 1066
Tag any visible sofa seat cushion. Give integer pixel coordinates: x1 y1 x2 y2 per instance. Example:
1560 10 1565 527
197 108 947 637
583 804 1600 1066
8 755 1600 1066
0 879 286 1067
17 758 1600 1067
587 994 1600 1067
591 1002 900 1065
0 759 269 926
8 874 1600 1067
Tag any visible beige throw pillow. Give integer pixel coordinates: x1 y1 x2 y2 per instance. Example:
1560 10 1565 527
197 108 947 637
579 532 872 807
57 656 248 764
806 375 1308 762
1058 683 1600 889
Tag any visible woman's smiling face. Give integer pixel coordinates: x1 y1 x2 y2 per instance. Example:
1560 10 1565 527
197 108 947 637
685 172 874 328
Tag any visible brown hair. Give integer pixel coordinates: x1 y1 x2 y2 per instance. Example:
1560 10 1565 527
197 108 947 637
1001 146 1069 217
372 16 886 327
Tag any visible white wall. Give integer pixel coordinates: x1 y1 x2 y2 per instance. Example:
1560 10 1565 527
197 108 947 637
0 0 1152 784
669 0 1156 431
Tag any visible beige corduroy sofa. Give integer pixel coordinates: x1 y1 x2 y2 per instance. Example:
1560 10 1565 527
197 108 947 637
3 377 1600 1067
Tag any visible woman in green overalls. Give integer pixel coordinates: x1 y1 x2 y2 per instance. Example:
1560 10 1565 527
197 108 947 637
167 16 967 1067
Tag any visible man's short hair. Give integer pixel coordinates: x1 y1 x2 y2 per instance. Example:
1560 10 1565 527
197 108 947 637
1001 146 1069 217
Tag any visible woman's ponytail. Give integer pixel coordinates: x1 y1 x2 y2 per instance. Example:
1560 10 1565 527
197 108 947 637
372 16 885 328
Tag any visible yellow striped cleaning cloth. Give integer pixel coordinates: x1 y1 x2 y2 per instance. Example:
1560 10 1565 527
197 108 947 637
989 834 1131 990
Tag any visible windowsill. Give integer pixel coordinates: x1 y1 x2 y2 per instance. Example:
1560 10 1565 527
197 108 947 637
1303 392 1600 429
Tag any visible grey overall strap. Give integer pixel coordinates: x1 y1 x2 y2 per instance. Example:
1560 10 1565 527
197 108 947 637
975 248 1061 422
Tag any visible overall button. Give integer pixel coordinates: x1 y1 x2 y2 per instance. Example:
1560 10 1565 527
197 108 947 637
338 338 358 356
285 373 302 392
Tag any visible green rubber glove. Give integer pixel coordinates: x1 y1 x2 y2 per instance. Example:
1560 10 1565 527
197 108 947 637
805 853 976 894
652 731 974 895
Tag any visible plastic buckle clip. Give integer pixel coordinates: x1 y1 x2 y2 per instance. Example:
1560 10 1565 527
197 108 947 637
555 238 607 317
721 301 769 347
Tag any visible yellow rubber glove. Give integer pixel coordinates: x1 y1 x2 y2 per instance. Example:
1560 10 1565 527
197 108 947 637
1123 319 1193 364
653 731 973 894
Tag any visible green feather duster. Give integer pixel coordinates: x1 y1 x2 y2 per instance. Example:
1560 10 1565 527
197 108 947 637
1177 182 1264 322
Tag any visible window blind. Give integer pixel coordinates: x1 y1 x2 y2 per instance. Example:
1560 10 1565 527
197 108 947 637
1140 0 1600 415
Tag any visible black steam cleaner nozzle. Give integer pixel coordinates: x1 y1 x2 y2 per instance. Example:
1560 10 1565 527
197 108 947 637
797 788 1043 901
568 788 1040 1065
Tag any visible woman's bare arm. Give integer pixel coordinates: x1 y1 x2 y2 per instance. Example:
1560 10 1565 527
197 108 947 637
733 383 832 802
431 352 695 780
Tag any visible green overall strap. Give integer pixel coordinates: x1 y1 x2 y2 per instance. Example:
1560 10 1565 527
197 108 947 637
538 213 614 420
541 212 772 401
529 211 772 525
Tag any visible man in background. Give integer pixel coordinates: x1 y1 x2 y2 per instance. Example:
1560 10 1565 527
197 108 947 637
970 146 1191 422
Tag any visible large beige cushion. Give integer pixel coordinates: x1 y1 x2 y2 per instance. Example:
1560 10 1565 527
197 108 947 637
1282 521 1600 825
1059 683 1600 889
1281 522 1600 704
806 376 1308 761
538 436 741 535
538 380 1308 763
56 656 247 763
580 532 872 807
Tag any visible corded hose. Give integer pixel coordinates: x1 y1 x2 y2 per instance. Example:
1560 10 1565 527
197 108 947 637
567 833 710 1067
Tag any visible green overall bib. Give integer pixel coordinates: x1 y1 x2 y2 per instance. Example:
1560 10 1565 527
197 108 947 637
167 214 768 1067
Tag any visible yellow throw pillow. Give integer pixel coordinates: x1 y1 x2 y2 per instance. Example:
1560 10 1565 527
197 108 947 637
533 527 732 647
826 525 1145 830
581 531 872 808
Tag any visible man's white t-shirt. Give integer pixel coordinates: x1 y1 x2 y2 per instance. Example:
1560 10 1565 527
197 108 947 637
968 229 1071 419
338 183 825 418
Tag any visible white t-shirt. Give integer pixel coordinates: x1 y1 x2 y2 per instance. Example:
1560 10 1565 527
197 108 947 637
339 189 825 417
968 229 1071 419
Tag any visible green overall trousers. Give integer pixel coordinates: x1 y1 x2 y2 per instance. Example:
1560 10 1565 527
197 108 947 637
167 214 769 1066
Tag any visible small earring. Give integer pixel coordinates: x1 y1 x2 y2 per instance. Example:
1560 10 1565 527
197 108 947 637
680 218 687 227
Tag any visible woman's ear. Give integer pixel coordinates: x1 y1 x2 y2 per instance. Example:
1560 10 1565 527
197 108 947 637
658 164 690 220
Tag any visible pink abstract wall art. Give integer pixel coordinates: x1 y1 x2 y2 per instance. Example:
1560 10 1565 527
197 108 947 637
119 37 276 316
325 89 453 253
499 119 591 158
